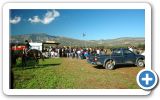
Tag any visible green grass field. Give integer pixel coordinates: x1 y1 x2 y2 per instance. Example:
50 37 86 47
12 58 143 89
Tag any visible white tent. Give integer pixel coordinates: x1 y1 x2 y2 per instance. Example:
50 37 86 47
29 43 42 51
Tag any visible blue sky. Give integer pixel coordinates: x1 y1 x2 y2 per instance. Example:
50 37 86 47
10 9 145 40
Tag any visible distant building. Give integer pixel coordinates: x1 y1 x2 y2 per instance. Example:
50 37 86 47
43 41 60 47
45 40 58 43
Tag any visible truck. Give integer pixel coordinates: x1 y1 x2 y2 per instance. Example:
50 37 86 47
87 48 145 70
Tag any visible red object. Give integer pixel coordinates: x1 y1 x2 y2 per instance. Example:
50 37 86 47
11 45 26 51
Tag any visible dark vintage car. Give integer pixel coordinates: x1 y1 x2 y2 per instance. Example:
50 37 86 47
87 48 145 70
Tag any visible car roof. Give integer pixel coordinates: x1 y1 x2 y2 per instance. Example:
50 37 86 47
111 48 128 51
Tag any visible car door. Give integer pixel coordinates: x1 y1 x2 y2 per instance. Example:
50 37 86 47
123 49 136 64
111 49 124 64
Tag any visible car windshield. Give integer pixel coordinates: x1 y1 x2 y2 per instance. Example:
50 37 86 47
124 49 134 55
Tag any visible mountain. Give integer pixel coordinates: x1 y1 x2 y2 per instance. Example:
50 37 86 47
11 33 57 42
11 33 145 48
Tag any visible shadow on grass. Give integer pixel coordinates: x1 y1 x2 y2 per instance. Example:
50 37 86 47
115 64 137 69
37 63 61 67
93 65 105 69
93 64 137 70
15 63 61 70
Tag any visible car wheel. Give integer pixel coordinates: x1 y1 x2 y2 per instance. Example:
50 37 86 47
105 60 115 70
137 59 145 67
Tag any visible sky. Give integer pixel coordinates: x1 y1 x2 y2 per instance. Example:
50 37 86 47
10 9 145 40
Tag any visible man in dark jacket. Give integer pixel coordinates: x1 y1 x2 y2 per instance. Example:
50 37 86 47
25 40 31 50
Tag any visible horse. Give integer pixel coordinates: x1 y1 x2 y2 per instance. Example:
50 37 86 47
22 49 44 67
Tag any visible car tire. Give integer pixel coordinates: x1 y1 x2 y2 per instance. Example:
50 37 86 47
137 59 145 67
105 60 115 70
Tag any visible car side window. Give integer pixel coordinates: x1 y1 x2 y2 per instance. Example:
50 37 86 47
112 50 122 56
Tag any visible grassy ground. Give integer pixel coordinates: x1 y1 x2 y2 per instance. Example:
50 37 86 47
12 58 143 89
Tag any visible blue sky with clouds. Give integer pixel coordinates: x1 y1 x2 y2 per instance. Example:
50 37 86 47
10 9 145 40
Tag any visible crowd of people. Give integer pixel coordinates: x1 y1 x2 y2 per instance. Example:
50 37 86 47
42 46 108 59
128 46 145 55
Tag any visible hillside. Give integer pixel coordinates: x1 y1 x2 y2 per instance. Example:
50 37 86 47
11 33 145 48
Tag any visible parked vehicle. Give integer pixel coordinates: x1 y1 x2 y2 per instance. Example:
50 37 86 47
87 48 145 70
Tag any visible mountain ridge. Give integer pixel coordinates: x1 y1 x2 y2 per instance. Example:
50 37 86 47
11 33 145 48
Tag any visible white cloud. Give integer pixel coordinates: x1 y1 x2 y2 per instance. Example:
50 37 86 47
28 10 60 24
42 10 60 24
28 16 41 23
10 16 21 24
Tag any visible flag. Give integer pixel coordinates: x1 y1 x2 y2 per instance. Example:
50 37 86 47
83 33 86 37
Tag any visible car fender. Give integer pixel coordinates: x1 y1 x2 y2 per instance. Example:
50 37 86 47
136 57 145 65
